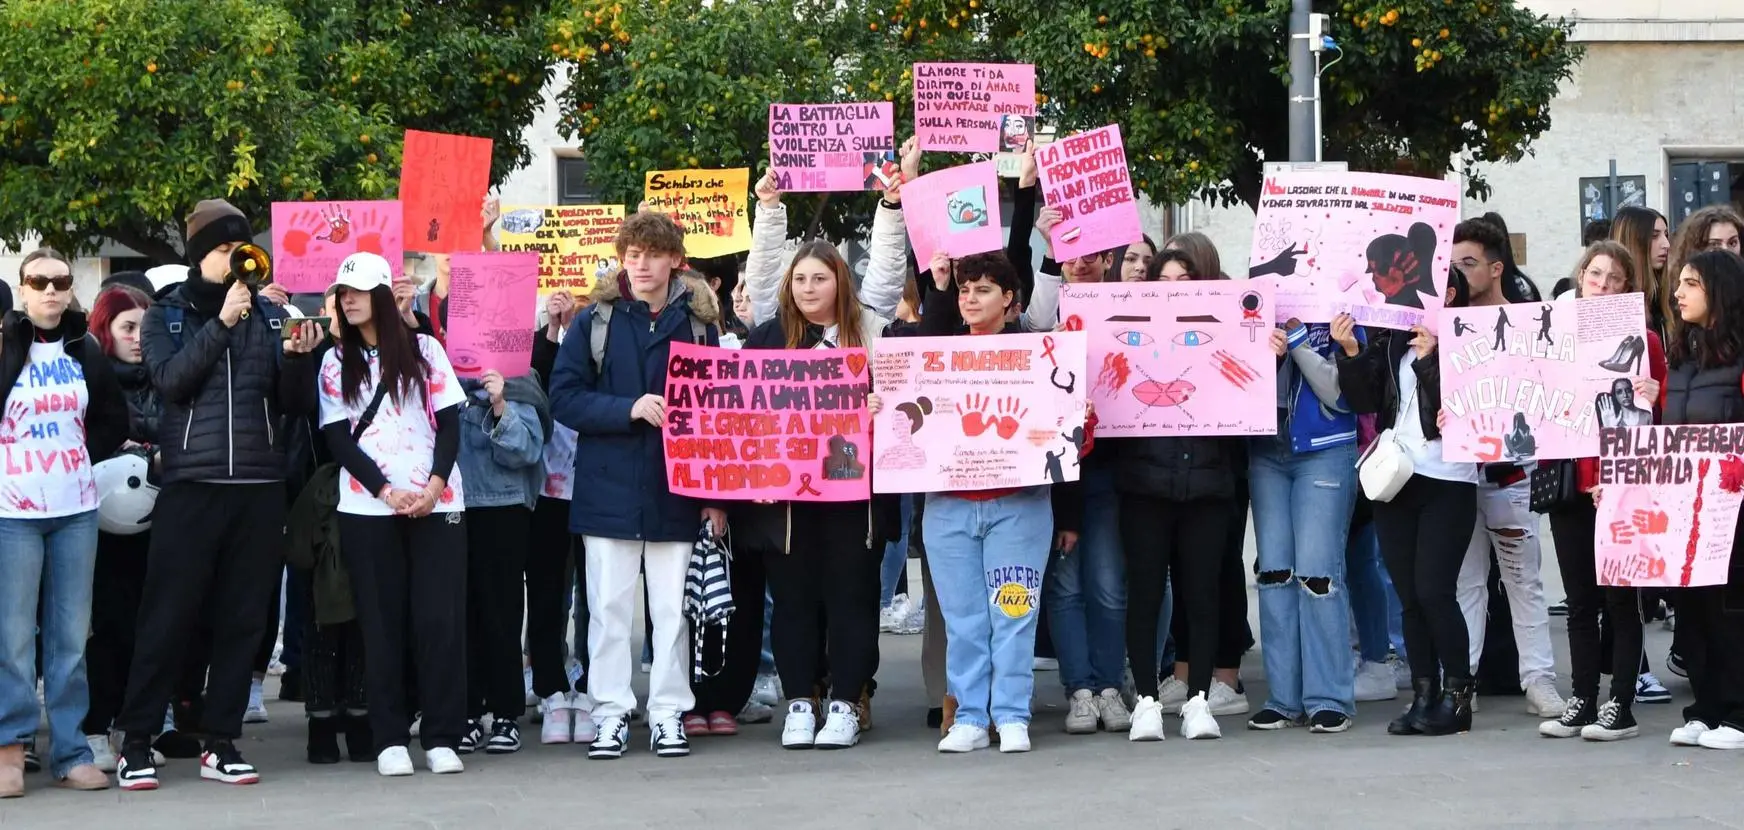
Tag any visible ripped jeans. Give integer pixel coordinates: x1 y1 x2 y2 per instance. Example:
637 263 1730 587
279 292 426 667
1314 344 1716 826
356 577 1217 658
1455 474 1556 686
1250 440 1359 717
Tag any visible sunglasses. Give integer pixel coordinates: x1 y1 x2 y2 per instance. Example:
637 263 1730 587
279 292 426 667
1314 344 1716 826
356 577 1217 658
22 275 74 292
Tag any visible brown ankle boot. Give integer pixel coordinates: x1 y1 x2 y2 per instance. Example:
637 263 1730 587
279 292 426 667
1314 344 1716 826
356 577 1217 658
0 745 25 798
57 763 109 791
940 695 958 736
858 688 874 732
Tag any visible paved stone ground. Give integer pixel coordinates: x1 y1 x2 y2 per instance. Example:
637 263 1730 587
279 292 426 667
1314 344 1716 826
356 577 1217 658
6 535 1744 828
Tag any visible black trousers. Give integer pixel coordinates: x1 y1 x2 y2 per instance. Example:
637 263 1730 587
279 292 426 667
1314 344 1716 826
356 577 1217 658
1120 495 1236 699
691 535 767 714
1372 475 1477 682
83 531 150 735
117 483 285 742
253 575 282 674
763 503 879 703
340 512 468 752
294 568 368 716
1681 577 1744 729
1174 485 1254 669
527 496 583 699
1549 501 1642 704
465 505 530 721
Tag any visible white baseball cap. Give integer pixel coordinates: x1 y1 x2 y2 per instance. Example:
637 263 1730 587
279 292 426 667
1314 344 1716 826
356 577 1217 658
333 252 392 293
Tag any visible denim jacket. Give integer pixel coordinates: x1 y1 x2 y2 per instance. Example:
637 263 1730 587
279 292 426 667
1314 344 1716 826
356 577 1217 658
457 378 546 510
1279 323 1360 454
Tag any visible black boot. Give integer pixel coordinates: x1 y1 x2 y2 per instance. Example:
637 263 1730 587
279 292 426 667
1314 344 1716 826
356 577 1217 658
1388 678 1438 735
306 716 341 765
278 667 304 703
1422 677 1475 735
342 714 376 763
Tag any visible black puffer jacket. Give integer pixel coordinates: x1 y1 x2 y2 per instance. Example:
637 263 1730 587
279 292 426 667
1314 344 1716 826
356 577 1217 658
1108 436 1243 503
0 310 129 465
139 277 317 484
110 359 161 445
1335 327 1441 439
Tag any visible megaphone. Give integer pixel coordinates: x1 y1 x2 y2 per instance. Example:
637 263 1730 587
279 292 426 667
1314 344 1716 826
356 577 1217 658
230 243 272 320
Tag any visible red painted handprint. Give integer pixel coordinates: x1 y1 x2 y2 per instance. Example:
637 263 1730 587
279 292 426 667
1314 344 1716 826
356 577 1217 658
1721 453 1744 493
314 204 353 244
994 397 1030 440
960 394 992 437
1630 509 1669 535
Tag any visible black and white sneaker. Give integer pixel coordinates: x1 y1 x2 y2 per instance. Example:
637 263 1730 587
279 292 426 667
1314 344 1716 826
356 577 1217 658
1667 650 1688 679
198 741 260 785
1245 708 1302 730
21 747 39 773
457 719 484 755
650 715 690 758
1580 698 1639 742
1539 695 1593 738
485 719 522 754
1308 710 1352 734
116 743 160 791
589 716 628 760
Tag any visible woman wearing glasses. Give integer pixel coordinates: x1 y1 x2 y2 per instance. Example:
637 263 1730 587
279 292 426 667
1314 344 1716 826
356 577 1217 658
0 250 129 795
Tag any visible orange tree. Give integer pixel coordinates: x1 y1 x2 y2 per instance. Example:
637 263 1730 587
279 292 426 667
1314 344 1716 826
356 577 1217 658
0 0 554 261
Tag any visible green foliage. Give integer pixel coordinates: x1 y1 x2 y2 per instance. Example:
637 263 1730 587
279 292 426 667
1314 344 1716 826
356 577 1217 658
0 0 555 261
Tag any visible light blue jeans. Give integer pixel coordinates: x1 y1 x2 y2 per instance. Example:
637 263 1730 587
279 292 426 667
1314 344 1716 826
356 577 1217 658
1044 466 1126 695
880 496 915 608
925 488 1053 729
0 511 99 777
1347 516 1407 662
1250 440 1358 718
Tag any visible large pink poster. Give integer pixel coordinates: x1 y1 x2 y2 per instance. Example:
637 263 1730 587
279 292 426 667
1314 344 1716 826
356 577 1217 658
900 161 1004 268
444 251 539 379
1247 171 1459 331
913 63 1036 153
768 103 896 192
1035 124 1142 262
271 201 403 294
871 332 1087 494
1059 280 1277 438
1438 293 1647 462
1596 426 1744 587
663 342 871 502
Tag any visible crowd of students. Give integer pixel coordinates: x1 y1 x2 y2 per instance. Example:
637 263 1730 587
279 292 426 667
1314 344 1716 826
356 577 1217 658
3 142 1744 795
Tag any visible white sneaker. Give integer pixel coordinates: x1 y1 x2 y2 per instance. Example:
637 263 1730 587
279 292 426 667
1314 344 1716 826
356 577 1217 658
86 734 117 772
1096 688 1133 731
1389 656 1412 690
426 747 464 774
751 673 782 706
1697 725 1744 750
1354 661 1399 702
937 724 990 753
997 723 1031 753
570 694 598 744
1156 676 1191 715
1063 689 1098 734
1033 657 1059 671
738 701 775 724
376 746 414 777
244 679 269 724
1180 692 1222 740
879 595 910 632
1524 677 1567 717
781 700 817 749
893 600 927 635
1128 696 1166 742
409 713 421 739
814 700 861 749
540 693 573 744
523 665 538 707
1671 720 1714 747
1207 680 1250 716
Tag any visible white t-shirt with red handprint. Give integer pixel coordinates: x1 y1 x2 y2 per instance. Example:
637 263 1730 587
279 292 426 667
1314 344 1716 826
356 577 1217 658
319 334 467 517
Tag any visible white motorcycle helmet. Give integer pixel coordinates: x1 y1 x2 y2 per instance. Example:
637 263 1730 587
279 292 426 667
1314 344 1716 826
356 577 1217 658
95 452 158 535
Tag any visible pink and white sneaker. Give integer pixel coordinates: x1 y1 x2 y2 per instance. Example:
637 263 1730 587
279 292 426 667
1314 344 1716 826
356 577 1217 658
540 694 573 744
570 694 598 744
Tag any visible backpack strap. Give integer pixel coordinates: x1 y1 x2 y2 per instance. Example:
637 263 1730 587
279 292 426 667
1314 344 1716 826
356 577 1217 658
689 315 707 346
163 305 186 353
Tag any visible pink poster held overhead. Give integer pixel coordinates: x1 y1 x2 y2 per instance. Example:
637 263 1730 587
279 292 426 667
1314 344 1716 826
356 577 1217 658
270 201 403 294
1059 280 1277 438
900 161 1004 268
871 332 1087 494
913 63 1036 153
444 252 540 379
1247 171 1459 331
663 342 872 502
1438 293 1647 463
1035 124 1142 262
768 103 896 192
1596 425 1744 587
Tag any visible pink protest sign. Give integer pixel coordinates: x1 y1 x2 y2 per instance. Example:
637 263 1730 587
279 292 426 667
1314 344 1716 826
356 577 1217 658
270 201 403 294
913 63 1036 153
1596 426 1744 587
1438 293 1647 462
1035 125 1142 262
663 342 871 502
1059 280 1277 438
871 332 1087 494
768 103 896 192
444 251 540 379
1248 171 1459 332
901 161 1004 267
1251 275 1335 324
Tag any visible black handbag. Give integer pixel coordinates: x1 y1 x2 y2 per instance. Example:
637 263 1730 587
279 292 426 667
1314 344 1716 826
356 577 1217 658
1529 459 1580 513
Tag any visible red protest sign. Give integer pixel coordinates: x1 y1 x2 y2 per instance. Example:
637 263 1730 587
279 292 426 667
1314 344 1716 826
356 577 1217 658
399 129 493 254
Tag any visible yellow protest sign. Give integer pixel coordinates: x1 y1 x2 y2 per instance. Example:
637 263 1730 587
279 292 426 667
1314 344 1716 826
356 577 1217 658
643 168 752 259
497 204 624 295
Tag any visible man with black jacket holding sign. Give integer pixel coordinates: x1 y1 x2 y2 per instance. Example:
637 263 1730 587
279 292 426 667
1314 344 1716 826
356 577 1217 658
114 200 322 791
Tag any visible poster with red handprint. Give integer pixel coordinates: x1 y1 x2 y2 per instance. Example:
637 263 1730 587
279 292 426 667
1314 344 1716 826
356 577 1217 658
1247 171 1459 331
1596 426 1744 587
271 201 404 293
870 332 1086 494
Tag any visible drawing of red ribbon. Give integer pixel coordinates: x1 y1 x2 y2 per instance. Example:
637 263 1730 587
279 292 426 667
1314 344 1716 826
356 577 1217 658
1041 335 1059 367
1242 308 1262 321
795 474 822 497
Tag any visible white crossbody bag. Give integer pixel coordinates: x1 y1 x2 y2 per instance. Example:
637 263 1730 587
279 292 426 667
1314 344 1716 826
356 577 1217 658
1355 367 1416 502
